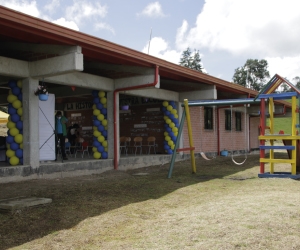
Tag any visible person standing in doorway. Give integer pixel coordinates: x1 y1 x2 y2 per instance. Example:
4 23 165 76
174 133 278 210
55 111 68 160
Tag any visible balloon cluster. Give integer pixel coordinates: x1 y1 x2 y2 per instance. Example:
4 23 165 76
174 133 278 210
91 90 108 159
6 80 23 166
162 101 179 154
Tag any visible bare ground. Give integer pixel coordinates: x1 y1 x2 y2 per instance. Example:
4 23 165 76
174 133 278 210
0 152 299 250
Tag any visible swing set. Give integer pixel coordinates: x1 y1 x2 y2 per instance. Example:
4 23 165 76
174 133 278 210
168 98 260 178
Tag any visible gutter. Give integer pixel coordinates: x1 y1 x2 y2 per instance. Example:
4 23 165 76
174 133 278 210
113 66 159 170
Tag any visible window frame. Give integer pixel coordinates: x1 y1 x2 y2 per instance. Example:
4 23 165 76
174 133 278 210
204 107 213 130
235 112 242 131
225 110 231 131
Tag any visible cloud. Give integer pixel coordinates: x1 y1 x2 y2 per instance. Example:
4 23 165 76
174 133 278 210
52 18 79 31
95 22 115 35
65 0 108 26
176 0 300 57
266 56 300 80
0 0 40 17
44 0 60 13
137 2 166 18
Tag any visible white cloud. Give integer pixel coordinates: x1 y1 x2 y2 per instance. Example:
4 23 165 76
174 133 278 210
137 2 166 18
142 37 181 64
52 18 79 31
175 0 300 79
65 0 107 26
267 56 300 80
0 0 40 17
44 0 60 13
95 22 115 35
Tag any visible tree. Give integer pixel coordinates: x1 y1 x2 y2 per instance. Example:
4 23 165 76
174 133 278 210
232 59 270 91
293 76 300 89
179 48 203 72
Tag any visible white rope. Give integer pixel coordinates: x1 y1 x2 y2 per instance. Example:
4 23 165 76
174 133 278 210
231 105 247 165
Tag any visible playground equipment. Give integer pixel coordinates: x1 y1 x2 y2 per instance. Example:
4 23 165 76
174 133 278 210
167 98 260 178
255 74 300 179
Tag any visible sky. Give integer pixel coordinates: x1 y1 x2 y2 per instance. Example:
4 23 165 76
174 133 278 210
1 0 300 83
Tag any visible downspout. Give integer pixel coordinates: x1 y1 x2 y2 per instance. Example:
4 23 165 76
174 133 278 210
217 107 220 155
113 65 159 170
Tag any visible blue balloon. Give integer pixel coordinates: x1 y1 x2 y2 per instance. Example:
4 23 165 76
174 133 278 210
102 130 107 137
11 113 20 123
169 101 175 106
171 136 177 142
8 106 17 115
166 127 172 133
20 158 23 165
96 103 103 110
165 111 170 116
98 125 104 132
101 108 107 115
169 131 174 137
16 149 23 158
10 142 19 151
164 144 170 150
169 114 174 119
161 107 167 112
93 97 100 104
93 141 100 147
12 86 21 96
175 122 179 127
102 152 108 159
167 149 173 154
97 145 104 153
93 120 101 127
171 118 177 123
8 80 17 88
16 121 23 130
18 93 22 101
6 135 14 144
92 90 98 97
163 140 168 145
164 124 168 129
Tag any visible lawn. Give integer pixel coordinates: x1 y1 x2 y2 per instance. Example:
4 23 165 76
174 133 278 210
0 153 299 250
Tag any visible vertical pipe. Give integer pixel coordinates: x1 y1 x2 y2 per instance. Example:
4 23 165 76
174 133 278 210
291 95 297 175
184 99 196 173
260 99 266 174
269 98 274 173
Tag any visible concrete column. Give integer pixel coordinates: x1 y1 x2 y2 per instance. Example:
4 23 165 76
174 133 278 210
106 91 115 159
22 78 40 168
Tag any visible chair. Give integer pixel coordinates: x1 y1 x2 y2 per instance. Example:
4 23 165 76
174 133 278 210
147 136 157 154
75 141 89 158
65 141 72 157
133 137 143 155
120 136 129 155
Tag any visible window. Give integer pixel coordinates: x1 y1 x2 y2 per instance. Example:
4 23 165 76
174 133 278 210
235 112 242 131
204 107 213 129
225 110 231 130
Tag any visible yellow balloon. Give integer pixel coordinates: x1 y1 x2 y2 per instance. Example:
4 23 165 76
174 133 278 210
164 116 168 121
174 114 178 118
10 128 19 136
97 114 104 121
6 149 15 158
93 126 98 131
166 119 171 124
105 126 108 130
164 132 168 137
7 95 18 103
9 90 12 95
92 104 96 109
17 80 22 88
12 100 22 109
172 127 178 133
103 104 107 108
162 101 168 107
102 119 107 126
9 156 19 166
92 147 98 152
104 147 108 152
165 136 171 141
174 131 178 136
100 97 107 104
93 130 101 137
17 107 23 116
171 144 175 150
167 105 173 111
7 121 16 129
20 143 23 149
93 109 100 116
102 140 108 147
169 122 175 128
98 91 105 98
97 135 105 143
6 143 10 149
14 134 23 144
93 152 101 159
171 109 177 114
168 140 174 146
